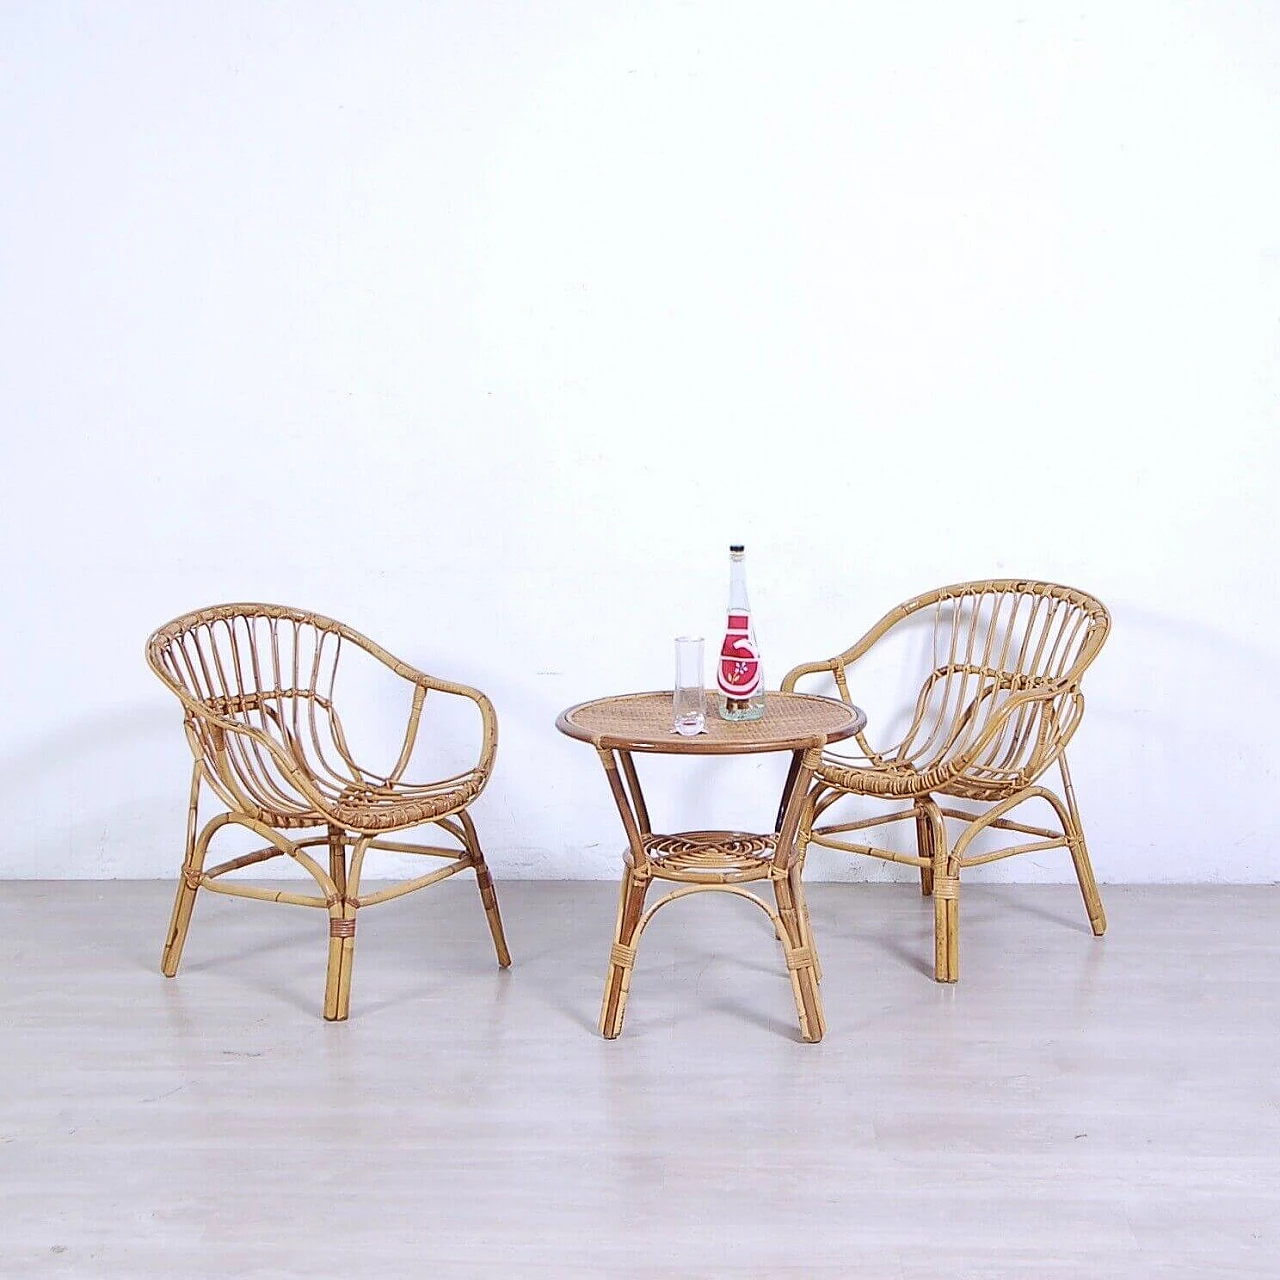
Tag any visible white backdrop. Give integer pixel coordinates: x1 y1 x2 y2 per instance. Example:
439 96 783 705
1 2 1276 882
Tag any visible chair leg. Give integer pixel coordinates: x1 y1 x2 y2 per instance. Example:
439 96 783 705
322 824 357 1021
923 800 958 982
1060 756 1106 936
323 905 357 1022
474 859 512 969
599 867 649 1039
459 812 512 968
915 799 957 981
161 762 204 977
933 870 959 983
915 800 935 897
327 825 347 898
161 870 200 978
774 872 826 1042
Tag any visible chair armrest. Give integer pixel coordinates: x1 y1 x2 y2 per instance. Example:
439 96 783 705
377 660 498 785
781 658 838 693
782 604 896 698
782 657 890 764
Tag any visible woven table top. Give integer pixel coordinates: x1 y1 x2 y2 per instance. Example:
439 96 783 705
556 691 865 755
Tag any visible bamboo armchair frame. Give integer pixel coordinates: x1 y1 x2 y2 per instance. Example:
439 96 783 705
146 604 511 1021
782 580 1110 983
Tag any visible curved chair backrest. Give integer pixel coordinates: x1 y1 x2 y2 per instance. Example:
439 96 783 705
852 581 1109 799
146 604 365 824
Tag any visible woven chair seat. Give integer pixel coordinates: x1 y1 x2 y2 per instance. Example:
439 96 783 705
815 755 925 798
329 774 484 832
815 755 1019 803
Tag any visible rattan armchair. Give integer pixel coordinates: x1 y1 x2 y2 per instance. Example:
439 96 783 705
146 604 511 1020
783 580 1109 982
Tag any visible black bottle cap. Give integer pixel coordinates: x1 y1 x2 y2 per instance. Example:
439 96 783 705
729 543 744 552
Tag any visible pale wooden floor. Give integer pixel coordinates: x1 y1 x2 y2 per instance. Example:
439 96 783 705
1 881 1276 1278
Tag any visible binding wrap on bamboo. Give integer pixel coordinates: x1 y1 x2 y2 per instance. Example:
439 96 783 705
932 876 960 901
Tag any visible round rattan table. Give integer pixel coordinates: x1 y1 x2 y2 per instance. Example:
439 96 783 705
557 691 866 1042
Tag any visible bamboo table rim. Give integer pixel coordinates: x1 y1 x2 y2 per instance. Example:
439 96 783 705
556 690 866 754
557 690 868 1044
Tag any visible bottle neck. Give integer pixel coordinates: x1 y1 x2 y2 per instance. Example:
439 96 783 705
728 554 750 614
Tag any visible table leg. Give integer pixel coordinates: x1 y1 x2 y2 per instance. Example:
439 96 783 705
773 749 826 1042
774 751 804 833
618 751 651 835
593 743 830 1042
596 748 653 1039
789 863 822 984
599 865 650 1039
774 872 826 1042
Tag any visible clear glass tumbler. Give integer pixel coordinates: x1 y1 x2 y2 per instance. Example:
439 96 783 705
673 636 706 735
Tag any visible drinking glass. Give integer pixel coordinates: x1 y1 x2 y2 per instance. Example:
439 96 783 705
673 636 706 735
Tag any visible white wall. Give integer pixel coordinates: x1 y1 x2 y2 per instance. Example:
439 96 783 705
1 2 1276 883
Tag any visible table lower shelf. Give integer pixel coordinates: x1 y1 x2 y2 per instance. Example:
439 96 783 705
641 830 778 883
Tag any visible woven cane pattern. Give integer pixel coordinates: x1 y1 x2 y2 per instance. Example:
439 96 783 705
559 691 863 754
330 776 486 831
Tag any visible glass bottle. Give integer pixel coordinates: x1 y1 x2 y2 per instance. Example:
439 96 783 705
716 544 765 721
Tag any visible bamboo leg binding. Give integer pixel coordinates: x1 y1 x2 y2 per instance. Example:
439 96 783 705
161 762 205 978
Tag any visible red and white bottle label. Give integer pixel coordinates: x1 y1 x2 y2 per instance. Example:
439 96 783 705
718 613 761 698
